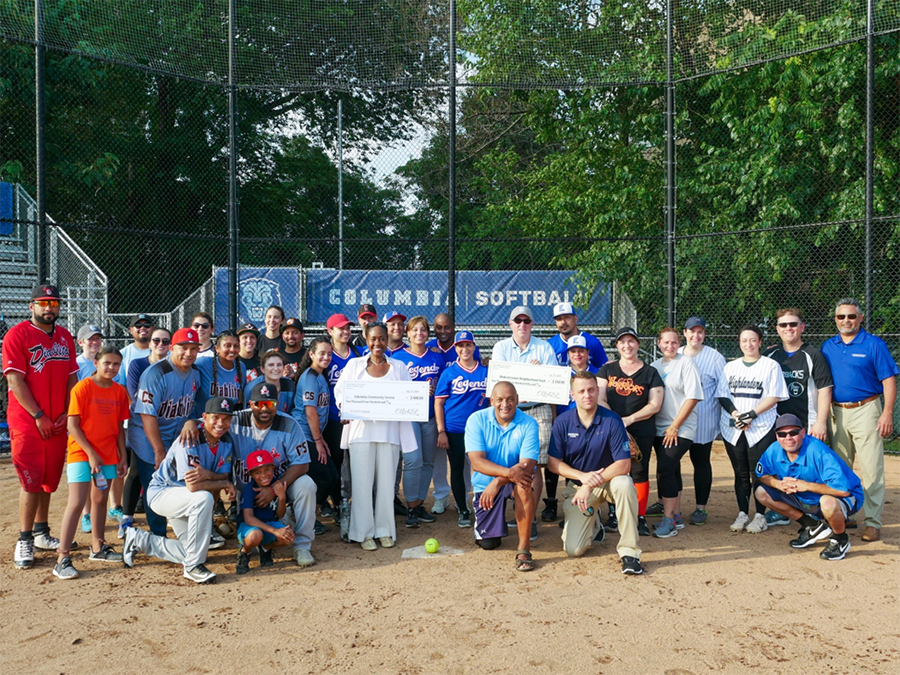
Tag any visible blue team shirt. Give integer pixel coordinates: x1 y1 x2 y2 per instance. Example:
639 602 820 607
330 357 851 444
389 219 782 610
126 356 152 399
820 329 899 403
292 367 330 442
395 347 445 418
548 331 608 369
385 343 408 358
76 354 95 381
557 364 599 415
145 428 234 507
115 344 151 386
756 435 864 507
229 410 310 495
426 338 482 366
434 361 489 433
465 408 540 494
128 359 202 464
196 358 247 411
327 345 365 420
239 476 280 525
549 406 630 473
243 376 296 415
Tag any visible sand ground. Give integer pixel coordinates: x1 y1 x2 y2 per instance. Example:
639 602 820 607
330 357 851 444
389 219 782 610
1 445 897 675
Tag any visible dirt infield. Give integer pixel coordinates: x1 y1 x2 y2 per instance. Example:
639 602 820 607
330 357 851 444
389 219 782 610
1 445 897 675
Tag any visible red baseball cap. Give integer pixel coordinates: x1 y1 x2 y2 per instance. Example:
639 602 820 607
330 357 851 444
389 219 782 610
246 449 275 471
171 328 201 345
326 314 355 330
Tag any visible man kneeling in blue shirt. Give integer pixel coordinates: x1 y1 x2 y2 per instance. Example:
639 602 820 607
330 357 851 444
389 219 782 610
755 414 863 561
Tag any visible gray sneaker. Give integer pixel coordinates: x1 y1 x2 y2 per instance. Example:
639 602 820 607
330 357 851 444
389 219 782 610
53 556 79 580
183 564 217 584
530 521 538 541
458 510 472 528
89 544 124 562
689 508 708 526
653 517 678 538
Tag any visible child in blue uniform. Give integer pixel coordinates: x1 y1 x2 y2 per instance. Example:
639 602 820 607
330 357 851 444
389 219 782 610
235 449 294 574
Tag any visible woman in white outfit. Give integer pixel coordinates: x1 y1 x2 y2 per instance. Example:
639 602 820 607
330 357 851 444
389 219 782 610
335 322 418 550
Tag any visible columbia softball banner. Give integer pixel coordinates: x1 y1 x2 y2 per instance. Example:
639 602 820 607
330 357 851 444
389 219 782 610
214 267 300 326
305 270 614 326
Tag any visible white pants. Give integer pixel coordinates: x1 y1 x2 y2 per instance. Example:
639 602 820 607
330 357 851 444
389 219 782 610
145 487 214 571
349 441 399 542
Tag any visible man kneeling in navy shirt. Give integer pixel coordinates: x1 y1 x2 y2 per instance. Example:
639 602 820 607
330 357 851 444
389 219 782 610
755 414 863 561
548 371 643 575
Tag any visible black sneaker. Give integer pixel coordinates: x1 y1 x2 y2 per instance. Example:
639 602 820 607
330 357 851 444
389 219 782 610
227 502 237 523
405 508 420 528
416 505 436 523
314 520 329 535
593 522 606 544
605 512 619 533
394 497 409 517
320 504 338 522
820 537 851 561
530 521 539 541
645 502 665 518
790 520 833 548
637 516 651 537
236 550 251 575
259 546 274 567
621 556 643 575
213 499 226 518
89 543 124 562
541 499 558 522
135 494 145 514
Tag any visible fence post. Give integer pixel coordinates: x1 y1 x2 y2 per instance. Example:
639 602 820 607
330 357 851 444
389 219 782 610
338 99 344 270
446 0 458 323
35 0 49 284
227 0 239 331
665 0 676 328
864 0 874 330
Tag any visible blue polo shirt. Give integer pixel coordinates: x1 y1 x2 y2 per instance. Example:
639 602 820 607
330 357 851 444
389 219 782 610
820 329 899 403
756 435 863 507
465 408 540 494
549 406 630 473
548 331 609 369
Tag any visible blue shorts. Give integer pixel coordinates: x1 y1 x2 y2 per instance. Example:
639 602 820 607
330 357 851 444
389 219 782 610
760 484 858 518
473 483 516 541
66 462 118 484
237 521 284 547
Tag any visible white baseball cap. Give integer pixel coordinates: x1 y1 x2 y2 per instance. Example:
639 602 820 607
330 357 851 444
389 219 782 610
566 334 588 351
553 302 575 318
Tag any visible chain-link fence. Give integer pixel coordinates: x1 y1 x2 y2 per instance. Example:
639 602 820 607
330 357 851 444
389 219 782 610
1 3 899 447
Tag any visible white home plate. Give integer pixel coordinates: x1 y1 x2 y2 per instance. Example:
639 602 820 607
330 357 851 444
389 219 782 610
401 545 466 559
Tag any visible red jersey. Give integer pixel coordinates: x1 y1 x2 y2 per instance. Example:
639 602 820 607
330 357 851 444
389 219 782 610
2 320 78 434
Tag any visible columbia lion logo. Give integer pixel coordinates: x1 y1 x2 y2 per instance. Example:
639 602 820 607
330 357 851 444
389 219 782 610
240 278 282 323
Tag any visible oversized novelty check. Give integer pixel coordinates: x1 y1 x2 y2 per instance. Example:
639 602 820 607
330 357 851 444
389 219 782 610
486 361 571 405
340 380 429 422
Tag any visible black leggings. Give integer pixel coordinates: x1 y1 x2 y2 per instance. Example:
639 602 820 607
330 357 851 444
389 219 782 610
723 427 776 514
321 418 346 505
307 446 340 507
446 432 469 515
629 433 655 484
122 447 141 515
653 436 693 499
689 441 713 505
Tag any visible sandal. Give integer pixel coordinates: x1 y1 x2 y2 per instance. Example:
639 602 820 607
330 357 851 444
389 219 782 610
515 550 535 572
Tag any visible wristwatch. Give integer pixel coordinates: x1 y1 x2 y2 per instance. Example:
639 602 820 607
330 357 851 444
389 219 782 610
32 410 44 420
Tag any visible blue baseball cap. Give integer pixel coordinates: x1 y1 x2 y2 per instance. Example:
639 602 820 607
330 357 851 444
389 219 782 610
684 316 706 330
383 311 407 323
453 330 475 345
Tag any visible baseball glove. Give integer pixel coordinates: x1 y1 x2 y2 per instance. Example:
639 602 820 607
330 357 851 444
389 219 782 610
628 432 642 464
215 512 237 539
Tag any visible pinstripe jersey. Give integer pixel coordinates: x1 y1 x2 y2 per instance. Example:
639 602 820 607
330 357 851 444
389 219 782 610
677 345 726 444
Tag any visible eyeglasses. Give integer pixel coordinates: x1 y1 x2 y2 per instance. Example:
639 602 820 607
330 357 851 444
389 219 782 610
151 337 171 345
34 300 59 308
512 317 533 325
835 314 858 320
252 401 276 409
192 322 211 329
777 321 800 328
134 322 153 329
776 429 801 438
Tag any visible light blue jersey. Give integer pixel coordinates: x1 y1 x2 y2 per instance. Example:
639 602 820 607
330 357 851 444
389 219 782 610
196 357 246 411
229 410 310 494
243 376 296 415
146 428 234 506
76 354 95 381
292 367 330 442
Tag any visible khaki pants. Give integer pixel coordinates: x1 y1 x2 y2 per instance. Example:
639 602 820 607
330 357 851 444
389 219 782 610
561 475 641 560
829 399 885 529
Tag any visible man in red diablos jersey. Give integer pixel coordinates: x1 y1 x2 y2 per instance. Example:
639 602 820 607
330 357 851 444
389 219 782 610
3 285 78 569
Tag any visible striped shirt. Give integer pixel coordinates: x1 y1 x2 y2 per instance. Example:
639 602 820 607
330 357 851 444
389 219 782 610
677 345 726 444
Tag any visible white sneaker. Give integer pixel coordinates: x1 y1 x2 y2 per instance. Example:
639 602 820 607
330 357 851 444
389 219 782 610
730 511 750 532
14 539 34 569
745 513 768 534
293 548 315 567
431 496 450 515
183 564 216 584
33 532 60 551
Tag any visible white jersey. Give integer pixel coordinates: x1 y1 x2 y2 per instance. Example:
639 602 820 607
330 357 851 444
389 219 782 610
651 354 705 441
677 345 726 444
716 355 789 446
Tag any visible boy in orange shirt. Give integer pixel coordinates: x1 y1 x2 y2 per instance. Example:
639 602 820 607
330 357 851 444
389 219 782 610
54 346 130 579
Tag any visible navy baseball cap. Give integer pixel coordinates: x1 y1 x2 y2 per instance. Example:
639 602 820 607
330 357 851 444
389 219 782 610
250 382 278 403
774 414 803 430
204 396 235 415
453 330 475 345
130 314 153 328
684 316 706 330
358 304 377 319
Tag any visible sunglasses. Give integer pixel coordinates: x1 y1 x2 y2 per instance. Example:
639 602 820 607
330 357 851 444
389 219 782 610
134 322 153 329
151 337 171 345
192 322 211 329
776 429 801 438
252 401 276 409
512 317 533 325
777 321 800 328
35 300 59 308
835 314 858 320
